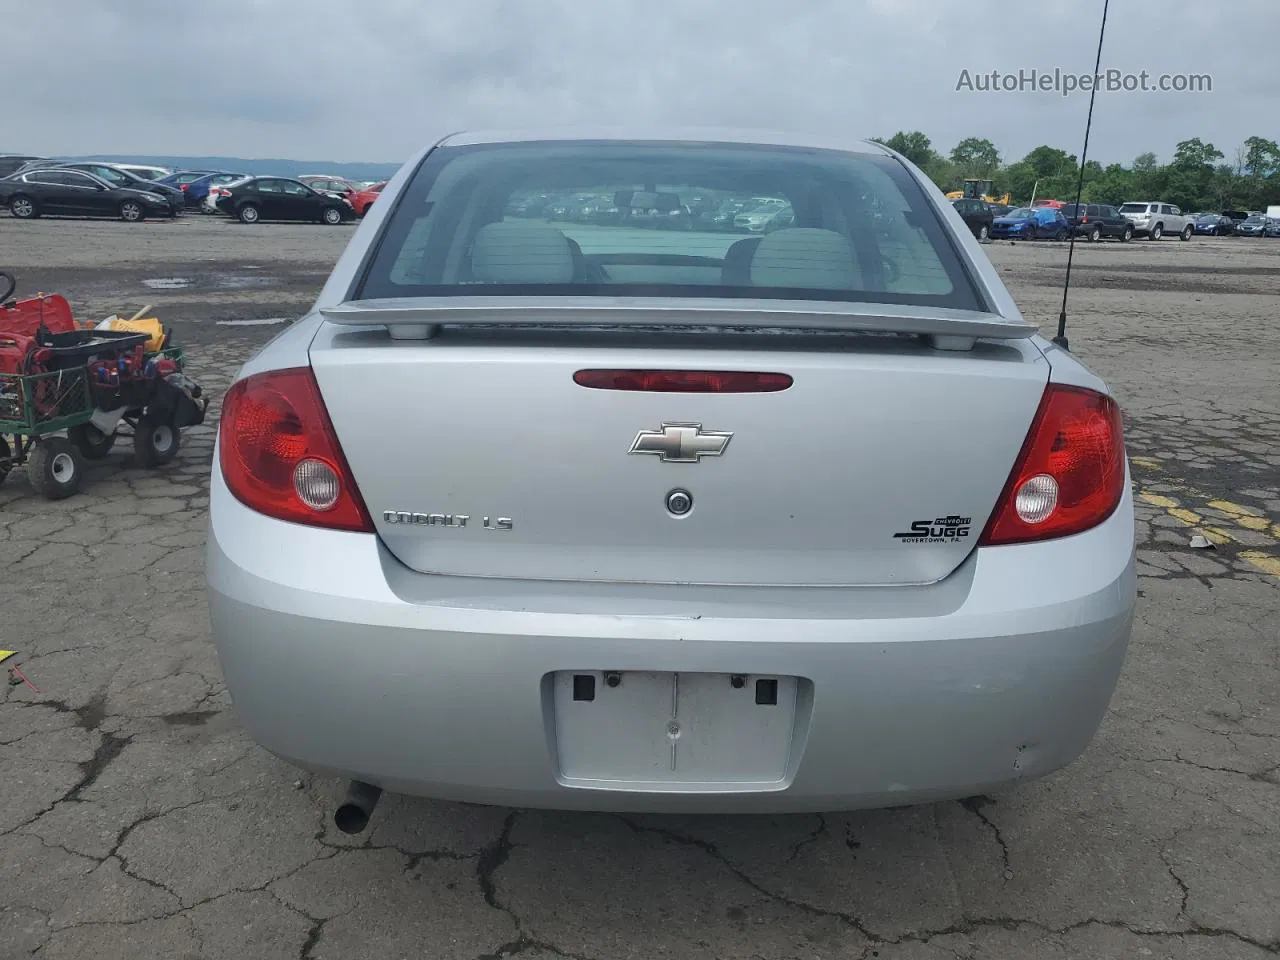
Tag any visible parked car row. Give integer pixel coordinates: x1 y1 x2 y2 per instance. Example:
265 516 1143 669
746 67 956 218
952 199 1074 241
952 196 1280 243
0 154 388 224
193 172 385 222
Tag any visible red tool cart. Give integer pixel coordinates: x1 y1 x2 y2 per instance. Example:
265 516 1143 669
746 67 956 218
0 271 206 500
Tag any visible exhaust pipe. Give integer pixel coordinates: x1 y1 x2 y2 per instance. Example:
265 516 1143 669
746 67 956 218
334 780 382 834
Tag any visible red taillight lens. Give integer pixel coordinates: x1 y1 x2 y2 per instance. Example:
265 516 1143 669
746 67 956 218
218 368 372 532
979 384 1126 546
180 184 188 191
573 370 792 392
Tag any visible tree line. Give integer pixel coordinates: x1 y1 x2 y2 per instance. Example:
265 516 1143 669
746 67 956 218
871 131 1280 212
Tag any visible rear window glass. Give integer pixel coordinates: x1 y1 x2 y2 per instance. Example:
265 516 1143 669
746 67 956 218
355 141 983 311
1119 203 1150 213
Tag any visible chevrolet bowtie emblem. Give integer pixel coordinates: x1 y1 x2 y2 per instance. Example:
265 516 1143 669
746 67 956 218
629 423 733 463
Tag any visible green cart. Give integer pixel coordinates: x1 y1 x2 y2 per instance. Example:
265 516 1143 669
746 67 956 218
0 346 195 500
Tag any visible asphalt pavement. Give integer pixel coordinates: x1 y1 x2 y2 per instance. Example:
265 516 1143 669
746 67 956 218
1 216 1278 959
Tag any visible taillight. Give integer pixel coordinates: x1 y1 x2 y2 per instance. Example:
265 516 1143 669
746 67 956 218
573 370 792 392
180 184 188 191
979 384 1126 546
218 368 372 532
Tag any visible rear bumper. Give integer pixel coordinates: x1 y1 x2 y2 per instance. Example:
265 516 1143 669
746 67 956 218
207 470 1136 813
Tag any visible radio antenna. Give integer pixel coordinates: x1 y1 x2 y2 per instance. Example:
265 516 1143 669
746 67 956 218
1054 0 1111 351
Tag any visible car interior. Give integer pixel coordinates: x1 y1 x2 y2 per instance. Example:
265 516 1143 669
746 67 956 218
371 151 974 308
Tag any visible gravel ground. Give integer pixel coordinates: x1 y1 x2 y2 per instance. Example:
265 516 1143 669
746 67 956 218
1 216 1278 960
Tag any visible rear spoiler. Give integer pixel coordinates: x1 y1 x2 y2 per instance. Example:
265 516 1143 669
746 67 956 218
318 296 1038 351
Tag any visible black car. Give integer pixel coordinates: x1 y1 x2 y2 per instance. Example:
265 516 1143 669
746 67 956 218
987 203 1013 219
1061 203 1134 241
56 162 185 214
1235 214 1276 237
0 168 174 221
214 176 355 224
952 197 994 240
1194 213 1234 236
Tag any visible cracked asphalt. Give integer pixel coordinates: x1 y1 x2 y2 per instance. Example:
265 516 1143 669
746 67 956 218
2 219 1278 959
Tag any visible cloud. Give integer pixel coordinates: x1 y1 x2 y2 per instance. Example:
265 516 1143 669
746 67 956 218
1 0 1274 167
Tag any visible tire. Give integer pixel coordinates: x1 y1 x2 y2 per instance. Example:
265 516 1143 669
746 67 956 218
0 435 11 487
1088 225 1102 242
1121 226 1133 242
27 437 84 500
10 195 38 219
1180 224 1193 241
133 414 180 468
67 423 116 460
321 206 343 225
977 224 990 241
119 200 145 222
238 204 261 224
1149 224 1163 240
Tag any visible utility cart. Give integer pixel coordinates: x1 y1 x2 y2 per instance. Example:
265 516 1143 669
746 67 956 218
0 271 205 500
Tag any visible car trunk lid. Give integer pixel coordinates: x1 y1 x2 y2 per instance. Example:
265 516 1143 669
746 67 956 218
309 316 1050 587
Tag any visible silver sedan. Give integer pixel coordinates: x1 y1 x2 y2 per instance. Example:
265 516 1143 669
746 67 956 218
207 128 1135 830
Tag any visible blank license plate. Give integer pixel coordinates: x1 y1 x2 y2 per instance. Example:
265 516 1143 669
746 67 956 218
553 671 798 786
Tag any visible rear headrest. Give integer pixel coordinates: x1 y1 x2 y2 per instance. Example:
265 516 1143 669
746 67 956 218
749 228 860 290
471 222 575 284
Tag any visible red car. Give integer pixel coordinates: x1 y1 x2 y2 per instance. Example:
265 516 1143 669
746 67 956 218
349 181 386 217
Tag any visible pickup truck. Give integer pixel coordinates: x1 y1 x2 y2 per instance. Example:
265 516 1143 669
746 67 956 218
1117 201 1193 240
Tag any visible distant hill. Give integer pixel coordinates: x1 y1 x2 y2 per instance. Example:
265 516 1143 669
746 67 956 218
54 155 404 181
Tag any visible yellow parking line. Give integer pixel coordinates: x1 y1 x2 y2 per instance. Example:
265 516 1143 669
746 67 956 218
1168 507 1203 526
1135 488 1277 579
1133 471 1279 544
1207 499 1264 518
1129 455 1278 577
1240 552 1280 578
1207 501 1280 538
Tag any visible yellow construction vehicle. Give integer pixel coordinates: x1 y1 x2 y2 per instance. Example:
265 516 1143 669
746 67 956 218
945 179 1012 206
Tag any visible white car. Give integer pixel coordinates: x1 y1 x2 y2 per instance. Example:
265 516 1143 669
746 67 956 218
1117 201 1193 241
113 164 172 181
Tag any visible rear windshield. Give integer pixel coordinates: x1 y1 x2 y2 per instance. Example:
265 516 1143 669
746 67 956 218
1119 203 1151 213
355 141 983 311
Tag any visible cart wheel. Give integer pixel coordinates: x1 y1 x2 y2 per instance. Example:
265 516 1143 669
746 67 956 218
0 436 11 487
68 423 116 460
134 414 181 467
27 437 84 500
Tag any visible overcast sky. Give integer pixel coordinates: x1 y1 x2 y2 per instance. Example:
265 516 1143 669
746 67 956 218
3 0 1274 167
